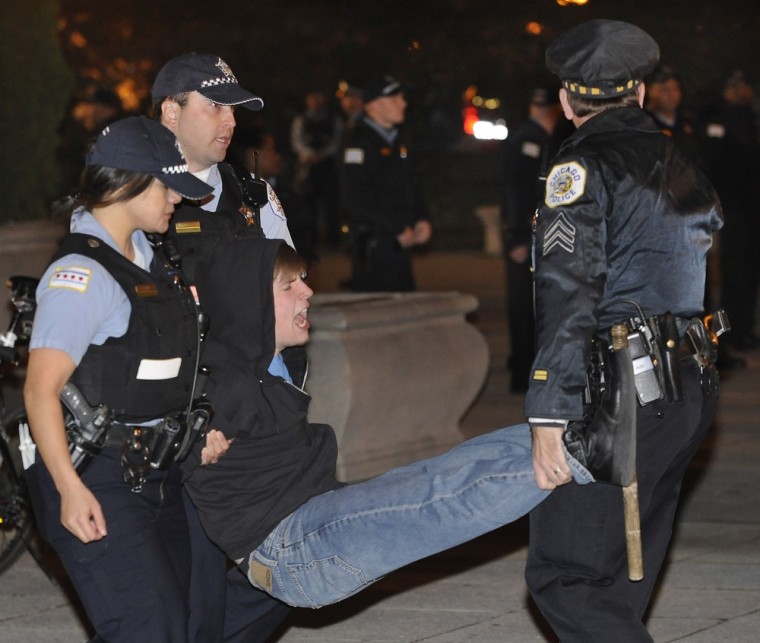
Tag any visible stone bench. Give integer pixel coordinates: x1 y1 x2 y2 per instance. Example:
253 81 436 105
305 291 489 481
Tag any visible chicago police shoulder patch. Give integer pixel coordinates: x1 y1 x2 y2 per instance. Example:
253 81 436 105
49 266 91 293
545 161 587 208
267 183 286 218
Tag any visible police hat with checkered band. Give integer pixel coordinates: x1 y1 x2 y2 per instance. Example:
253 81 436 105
87 116 213 200
152 53 264 110
546 20 660 98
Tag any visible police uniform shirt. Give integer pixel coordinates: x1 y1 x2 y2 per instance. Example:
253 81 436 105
196 163 294 246
30 209 152 366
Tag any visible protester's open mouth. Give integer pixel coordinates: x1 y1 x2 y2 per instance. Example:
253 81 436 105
295 308 310 330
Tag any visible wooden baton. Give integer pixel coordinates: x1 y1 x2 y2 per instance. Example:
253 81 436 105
611 324 644 582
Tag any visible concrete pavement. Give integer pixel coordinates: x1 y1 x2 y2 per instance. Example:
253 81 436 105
1 250 758 642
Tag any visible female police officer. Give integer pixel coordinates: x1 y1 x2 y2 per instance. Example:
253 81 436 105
24 116 213 642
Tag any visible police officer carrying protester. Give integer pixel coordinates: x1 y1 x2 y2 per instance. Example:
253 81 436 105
151 52 295 642
340 76 432 292
152 52 294 285
524 20 723 641
501 84 565 393
23 117 214 642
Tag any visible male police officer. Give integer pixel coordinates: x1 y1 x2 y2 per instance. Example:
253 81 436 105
524 21 723 641
152 53 293 284
151 52 293 643
340 76 432 292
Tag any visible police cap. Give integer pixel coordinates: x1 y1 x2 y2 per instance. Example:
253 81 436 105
546 20 660 98
363 76 408 103
87 116 212 200
152 53 264 111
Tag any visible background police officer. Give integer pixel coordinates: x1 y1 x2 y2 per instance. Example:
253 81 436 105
340 76 432 292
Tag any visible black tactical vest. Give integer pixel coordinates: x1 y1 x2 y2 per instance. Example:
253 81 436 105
53 234 199 423
165 163 264 284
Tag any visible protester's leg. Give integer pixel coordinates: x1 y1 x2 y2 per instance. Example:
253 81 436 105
244 424 549 607
525 361 717 642
27 451 190 643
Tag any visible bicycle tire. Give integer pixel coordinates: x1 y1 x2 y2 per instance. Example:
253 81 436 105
0 407 34 574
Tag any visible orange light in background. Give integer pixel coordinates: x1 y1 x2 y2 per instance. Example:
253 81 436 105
526 21 544 35
556 0 589 5
115 79 142 112
70 31 87 48
463 106 479 135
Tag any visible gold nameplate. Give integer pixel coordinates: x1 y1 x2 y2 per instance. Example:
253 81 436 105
175 221 202 234
134 284 159 298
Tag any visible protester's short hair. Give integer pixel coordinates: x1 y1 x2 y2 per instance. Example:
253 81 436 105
274 243 309 283
565 91 641 118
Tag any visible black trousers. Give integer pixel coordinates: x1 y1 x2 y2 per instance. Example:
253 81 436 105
184 491 292 643
351 236 415 292
525 360 718 642
27 449 191 643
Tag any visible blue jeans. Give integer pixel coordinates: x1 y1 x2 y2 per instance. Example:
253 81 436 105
243 423 589 608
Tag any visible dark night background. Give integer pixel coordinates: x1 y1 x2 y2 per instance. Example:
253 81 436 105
55 0 759 121
2 0 759 240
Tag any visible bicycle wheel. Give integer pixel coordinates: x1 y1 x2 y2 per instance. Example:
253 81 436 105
0 407 34 574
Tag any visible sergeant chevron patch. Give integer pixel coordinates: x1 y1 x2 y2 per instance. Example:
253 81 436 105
545 161 586 207
543 212 576 254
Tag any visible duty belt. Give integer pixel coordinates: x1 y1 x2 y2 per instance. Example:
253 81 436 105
604 309 727 406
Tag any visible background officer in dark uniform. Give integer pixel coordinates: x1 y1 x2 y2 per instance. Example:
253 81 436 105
501 84 565 393
645 66 746 371
152 53 294 643
340 76 432 292
524 20 723 641
290 90 344 248
702 71 760 352
644 65 702 161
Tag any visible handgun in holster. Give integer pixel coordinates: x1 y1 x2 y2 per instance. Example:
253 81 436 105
61 382 114 473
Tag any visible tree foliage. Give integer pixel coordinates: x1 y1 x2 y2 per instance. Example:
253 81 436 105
0 0 73 223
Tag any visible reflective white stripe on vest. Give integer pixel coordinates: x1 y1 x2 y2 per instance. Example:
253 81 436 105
136 357 182 380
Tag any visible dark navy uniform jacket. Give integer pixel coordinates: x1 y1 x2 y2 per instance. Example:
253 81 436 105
525 107 723 421
340 117 429 239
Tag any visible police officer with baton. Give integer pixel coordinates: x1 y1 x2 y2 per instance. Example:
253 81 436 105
524 20 723 641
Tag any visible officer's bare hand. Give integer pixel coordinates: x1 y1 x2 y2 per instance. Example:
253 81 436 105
531 425 573 490
509 244 530 264
201 429 232 465
413 220 432 245
59 480 107 543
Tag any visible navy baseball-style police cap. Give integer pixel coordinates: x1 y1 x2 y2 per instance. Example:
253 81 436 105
151 53 264 111
546 20 660 98
87 116 213 200
363 75 410 103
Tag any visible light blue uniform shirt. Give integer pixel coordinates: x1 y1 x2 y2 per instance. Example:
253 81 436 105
30 209 154 366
